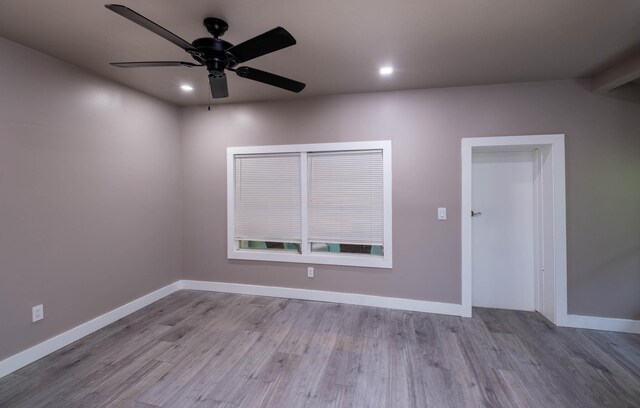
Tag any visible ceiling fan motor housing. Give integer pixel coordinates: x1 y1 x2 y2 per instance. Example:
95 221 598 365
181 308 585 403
191 37 234 76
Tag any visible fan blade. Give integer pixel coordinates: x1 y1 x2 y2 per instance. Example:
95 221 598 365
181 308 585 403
209 74 229 98
235 67 305 93
105 4 194 51
110 61 202 68
226 27 296 64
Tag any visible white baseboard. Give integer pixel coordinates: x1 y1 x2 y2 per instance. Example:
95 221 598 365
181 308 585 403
565 314 640 334
0 281 181 379
181 280 462 316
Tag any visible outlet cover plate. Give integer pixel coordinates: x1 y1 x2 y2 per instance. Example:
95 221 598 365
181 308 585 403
32 304 44 322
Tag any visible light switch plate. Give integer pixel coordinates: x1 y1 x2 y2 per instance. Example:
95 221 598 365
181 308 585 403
438 207 447 220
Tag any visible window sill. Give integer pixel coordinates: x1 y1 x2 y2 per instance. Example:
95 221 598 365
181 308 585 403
228 249 392 269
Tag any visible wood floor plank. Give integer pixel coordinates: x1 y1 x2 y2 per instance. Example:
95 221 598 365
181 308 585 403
127 402 162 408
571 331 640 404
351 336 391 408
167 330 264 407
496 369 537 408
0 374 39 407
235 352 302 407
276 301 325 355
419 365 461 408
360 306 389 340
311 304 365 408
271 305 340 407
489 332 567 407
584 329 640 379
502 312 604 408
76 359 174 408
205 301 313 405
0 292 638 408
413 313 453 371
137 329 260 406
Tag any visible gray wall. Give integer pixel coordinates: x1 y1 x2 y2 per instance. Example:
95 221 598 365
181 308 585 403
180 79 640 320
0 38 181 360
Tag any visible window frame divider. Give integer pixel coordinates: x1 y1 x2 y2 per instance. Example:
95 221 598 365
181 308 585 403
300 152 310 256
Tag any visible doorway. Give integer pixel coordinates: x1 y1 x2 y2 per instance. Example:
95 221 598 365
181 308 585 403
461 135 568 325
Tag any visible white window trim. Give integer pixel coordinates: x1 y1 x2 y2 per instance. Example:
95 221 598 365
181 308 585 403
227 141 393 268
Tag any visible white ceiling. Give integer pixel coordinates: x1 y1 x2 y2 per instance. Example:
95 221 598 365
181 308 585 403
1 0 639 106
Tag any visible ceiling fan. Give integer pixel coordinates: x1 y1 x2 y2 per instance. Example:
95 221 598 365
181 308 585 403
105 4 306 99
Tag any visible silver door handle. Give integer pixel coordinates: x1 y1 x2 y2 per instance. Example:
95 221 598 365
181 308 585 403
471 210 483 217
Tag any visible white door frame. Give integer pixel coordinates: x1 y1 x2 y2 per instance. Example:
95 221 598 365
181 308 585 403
461 134 567 325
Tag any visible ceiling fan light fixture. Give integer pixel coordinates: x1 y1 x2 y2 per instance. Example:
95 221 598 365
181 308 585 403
180 84 194 92
379 66 394 76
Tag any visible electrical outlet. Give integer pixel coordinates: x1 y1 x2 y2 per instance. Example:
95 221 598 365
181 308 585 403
307 266 314 278
32 304 44 322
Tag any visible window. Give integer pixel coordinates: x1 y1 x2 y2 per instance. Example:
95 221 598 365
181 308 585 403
227 141 392 268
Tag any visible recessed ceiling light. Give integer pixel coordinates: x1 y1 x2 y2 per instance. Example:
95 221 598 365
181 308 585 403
379 66 394 76
180 84 194 92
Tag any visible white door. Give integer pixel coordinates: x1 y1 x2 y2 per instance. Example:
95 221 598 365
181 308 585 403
472 150 535 311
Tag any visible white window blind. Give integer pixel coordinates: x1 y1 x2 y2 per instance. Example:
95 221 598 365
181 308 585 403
235 153 301 243
307 150 383 245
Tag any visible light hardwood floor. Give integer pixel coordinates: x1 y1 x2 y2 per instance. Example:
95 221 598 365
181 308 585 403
1 290 639 407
